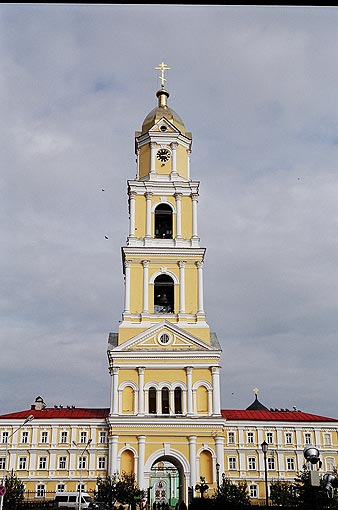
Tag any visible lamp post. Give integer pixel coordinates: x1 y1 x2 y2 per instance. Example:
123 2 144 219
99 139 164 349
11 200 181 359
261 441 268 508
72 438 92 510
216 463 220 491
0 414 34 510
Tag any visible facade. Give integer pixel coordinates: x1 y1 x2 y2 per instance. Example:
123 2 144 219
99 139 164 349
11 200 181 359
0 70 337 505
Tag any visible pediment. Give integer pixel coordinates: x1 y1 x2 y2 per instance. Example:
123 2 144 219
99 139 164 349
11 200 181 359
113 322 214 352
149 118 180 134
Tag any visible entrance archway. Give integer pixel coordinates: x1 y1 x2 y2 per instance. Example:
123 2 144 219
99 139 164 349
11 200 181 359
149 456 184 509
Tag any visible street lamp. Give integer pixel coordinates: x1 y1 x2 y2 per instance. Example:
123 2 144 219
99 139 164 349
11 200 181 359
72 438 92 510
216 463 220 490
261 441 268 508
0 415 34 510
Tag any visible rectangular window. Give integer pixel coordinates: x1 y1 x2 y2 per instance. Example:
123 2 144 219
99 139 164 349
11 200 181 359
228 457 237 470
285 432 292 444
0 458 5 470
228 432 235 444
38 457 47 470
1 432 8 444
56 484 66 492
99 431 107 444
58 456 67 469
76 484 86 493
247 432 254 444
18 457 27 470
266 432 273 444
36 484 46 498
21 431 29 444
60 431 68 444
304 433 311 444
98 456 106 469
78 456 87 469
248 457 256 470
268 457 275 470
323 433 332 446
80 431 87 444
41 431 48 444
286 457 295 471
325 458 335 472
249 485 258 498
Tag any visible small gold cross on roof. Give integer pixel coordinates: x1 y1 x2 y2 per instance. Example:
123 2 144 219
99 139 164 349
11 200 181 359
155 62 171 88
253 387 260 396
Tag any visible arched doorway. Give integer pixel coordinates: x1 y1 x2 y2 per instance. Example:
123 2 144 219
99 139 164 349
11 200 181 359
149 457 184 509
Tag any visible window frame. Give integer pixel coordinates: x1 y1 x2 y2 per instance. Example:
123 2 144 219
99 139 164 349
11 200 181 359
228 457 237 470
286 457 295 471
248 457 256 470
18 456 28 470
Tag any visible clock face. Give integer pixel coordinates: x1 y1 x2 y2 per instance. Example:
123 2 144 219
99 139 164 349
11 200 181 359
156 148 171 162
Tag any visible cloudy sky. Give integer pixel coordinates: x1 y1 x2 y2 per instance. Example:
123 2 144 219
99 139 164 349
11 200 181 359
1 4 337 418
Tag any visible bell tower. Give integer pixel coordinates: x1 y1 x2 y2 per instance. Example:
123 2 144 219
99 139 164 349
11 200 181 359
107 64 224 496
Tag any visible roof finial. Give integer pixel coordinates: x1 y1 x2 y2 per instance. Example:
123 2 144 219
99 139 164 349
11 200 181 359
155 62 171 89
253 387 259 397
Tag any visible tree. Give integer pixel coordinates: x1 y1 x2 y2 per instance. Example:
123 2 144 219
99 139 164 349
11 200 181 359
95 474 119 508
212 476 250 509
115 472 145 510
3 471 25 510
269 479 298 507
294 465 321 509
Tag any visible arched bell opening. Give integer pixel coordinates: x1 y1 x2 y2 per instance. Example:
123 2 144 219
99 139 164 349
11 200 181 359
154 275 174 313
155 204 173 239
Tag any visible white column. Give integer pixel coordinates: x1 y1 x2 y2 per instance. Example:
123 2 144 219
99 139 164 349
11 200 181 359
138 436 146 489
156 389 161 415
109 435 118 475
171 142 178 176
215 436 225 474
211 366 221 415
129 191 136 238
138 367 145 415
175 192 182 238
111 367 119 415
179 261 186 314
150 143 156 175
170 389 175 415
208 390 213 416
186 367 193 415
142 261 150 314
145 192 152 238
192 194 199 239
189 436 197 487
187 149 191 179
196 261 204 314
136 148 140 179
124 260 131 313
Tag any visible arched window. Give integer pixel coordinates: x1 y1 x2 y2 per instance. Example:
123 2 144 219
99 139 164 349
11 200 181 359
154 275 174 313
174 387 182 414
161 388 169 414
155 204 173 239
122 386 134 414
149 387 157 414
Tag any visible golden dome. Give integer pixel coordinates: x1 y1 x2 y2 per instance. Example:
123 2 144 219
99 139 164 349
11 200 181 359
141 88 186 134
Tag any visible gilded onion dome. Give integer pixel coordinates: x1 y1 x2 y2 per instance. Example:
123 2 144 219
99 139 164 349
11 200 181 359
141 88 186 135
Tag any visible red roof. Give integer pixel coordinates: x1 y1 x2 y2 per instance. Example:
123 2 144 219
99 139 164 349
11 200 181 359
0 408 110 420
0 407 336 422
221 409 338 422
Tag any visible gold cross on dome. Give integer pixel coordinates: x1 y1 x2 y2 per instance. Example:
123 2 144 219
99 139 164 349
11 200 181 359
155 62 171 88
